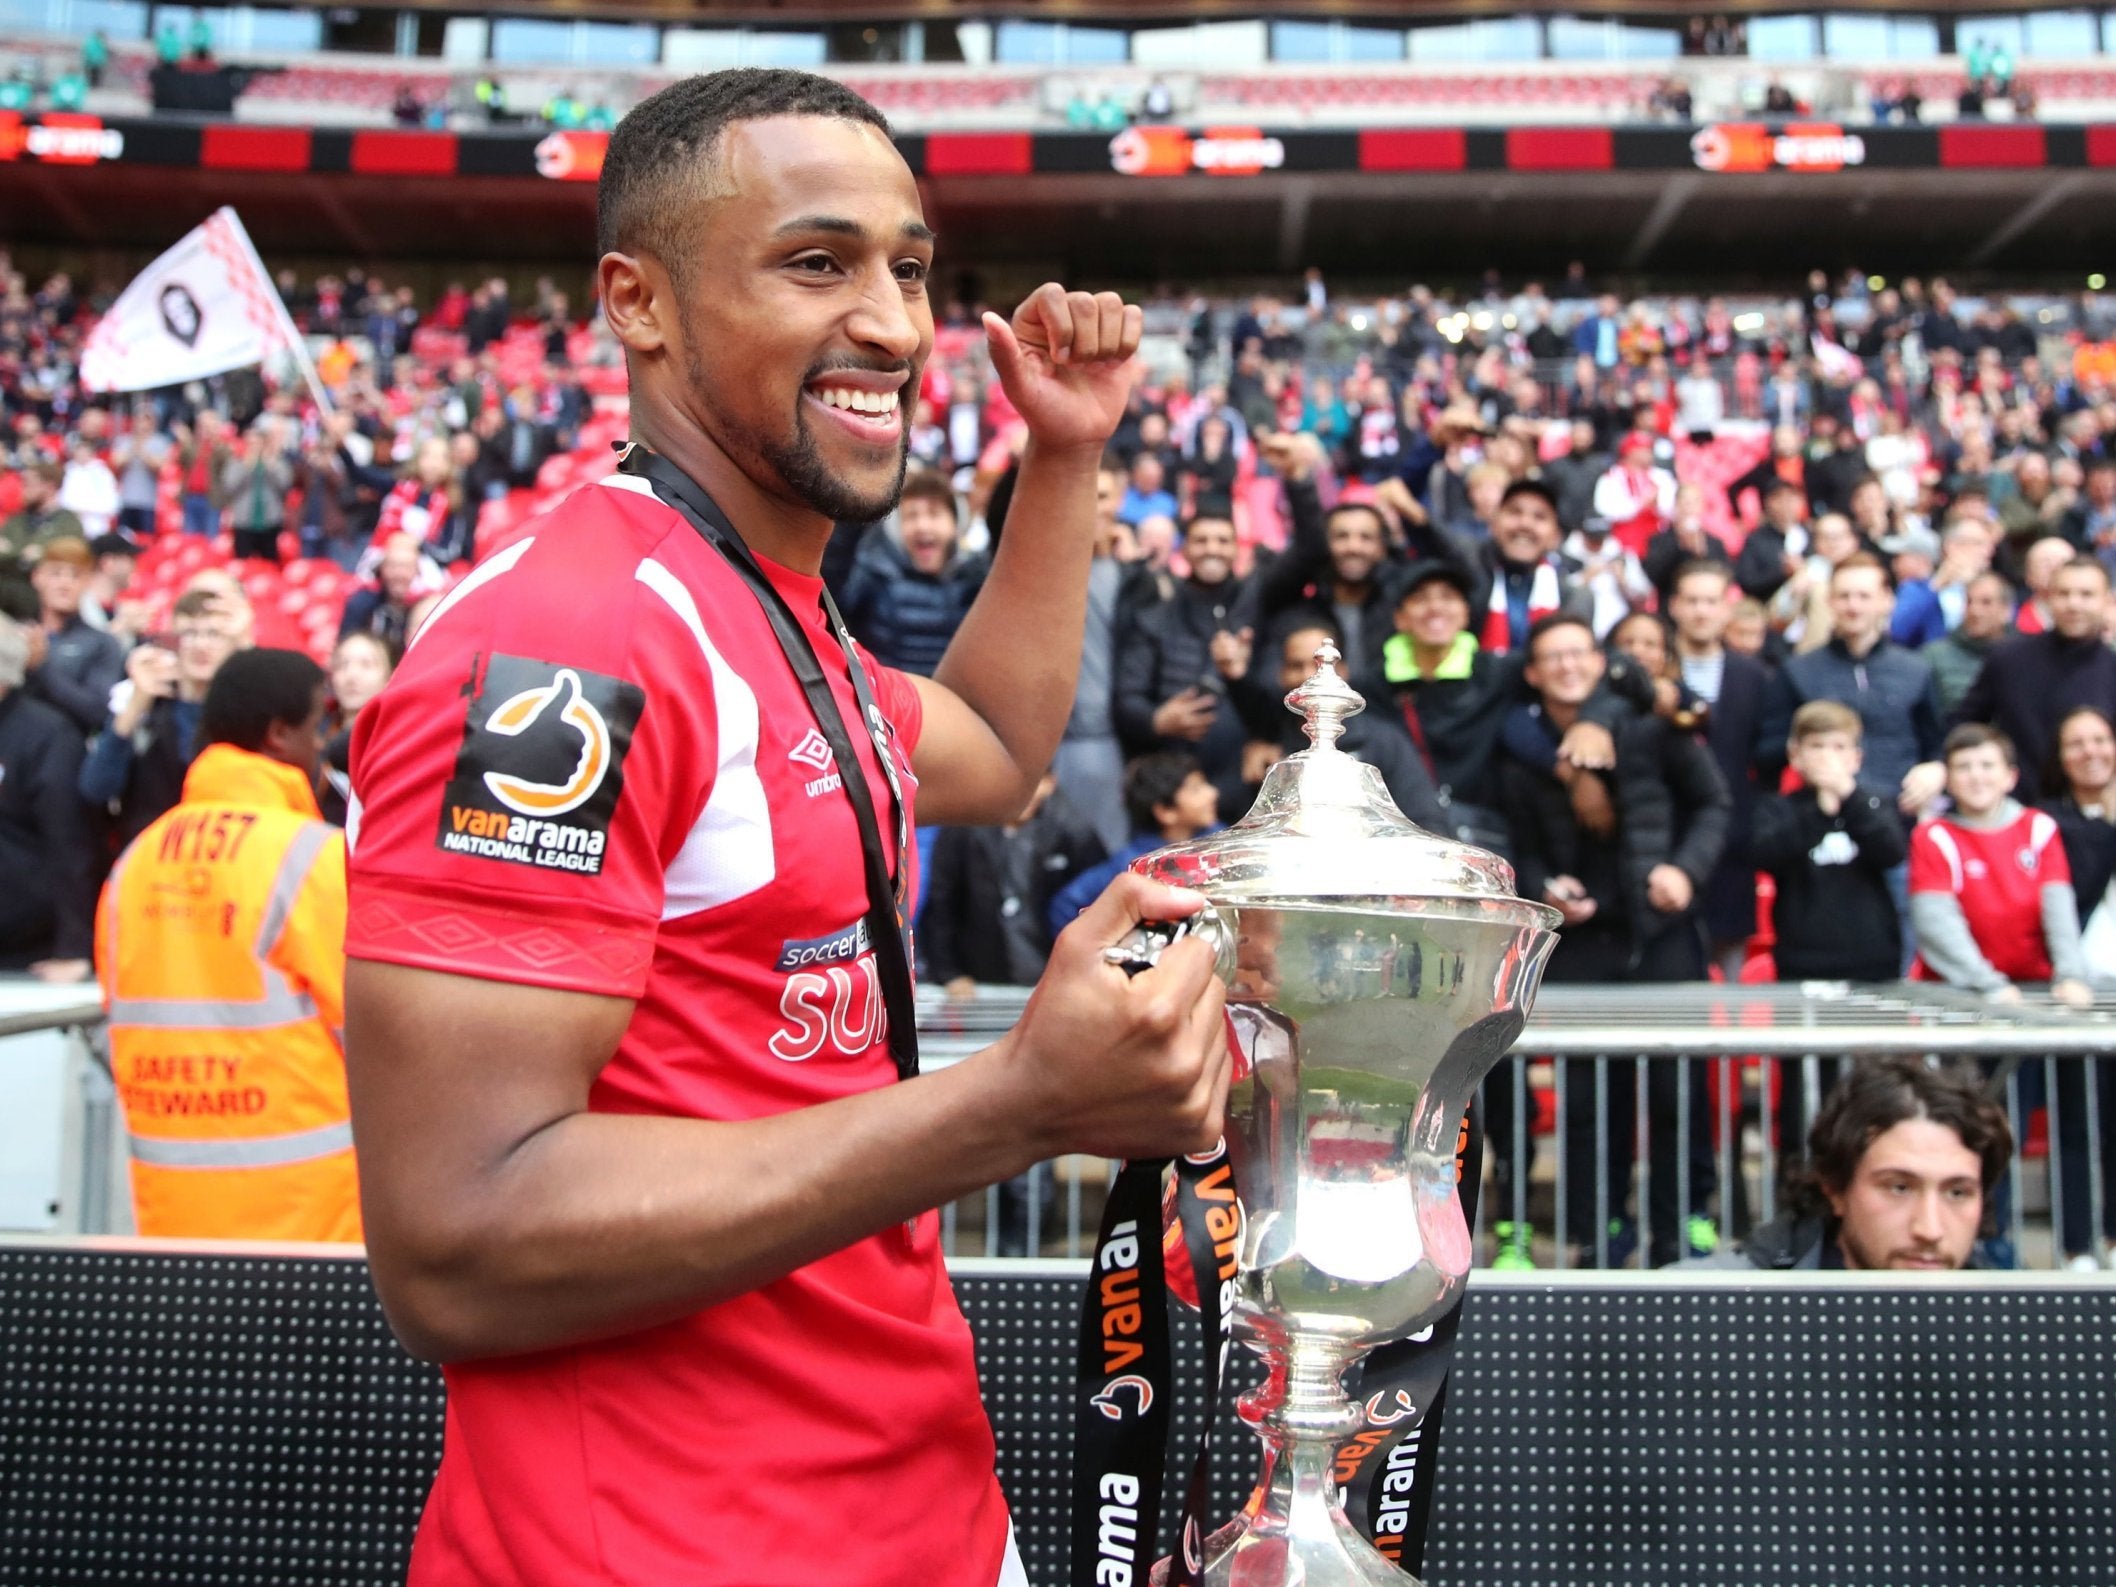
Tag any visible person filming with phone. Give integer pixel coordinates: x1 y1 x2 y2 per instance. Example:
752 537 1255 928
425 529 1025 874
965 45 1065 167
79 587 246 851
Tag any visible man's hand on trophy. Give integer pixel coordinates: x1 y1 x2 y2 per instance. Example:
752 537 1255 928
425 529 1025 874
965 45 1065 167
997 872 1231 1163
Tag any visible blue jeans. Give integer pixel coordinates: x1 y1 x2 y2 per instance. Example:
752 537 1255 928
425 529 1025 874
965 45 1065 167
1885 860 1914 971
180 493 219 537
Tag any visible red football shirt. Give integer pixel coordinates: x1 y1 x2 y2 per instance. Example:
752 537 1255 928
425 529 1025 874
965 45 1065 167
347 475 1013 1587
1908 807 2069 983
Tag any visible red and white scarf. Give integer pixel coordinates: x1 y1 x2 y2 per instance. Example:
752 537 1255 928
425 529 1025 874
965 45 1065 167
1481 559 1562 654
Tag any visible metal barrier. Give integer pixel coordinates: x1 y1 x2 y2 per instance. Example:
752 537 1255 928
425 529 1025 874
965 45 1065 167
920 980 2116 1270
16 975 2112 1269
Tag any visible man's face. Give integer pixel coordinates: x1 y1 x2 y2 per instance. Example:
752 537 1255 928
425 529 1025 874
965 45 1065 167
380 545 421 600
269 684 331 785
1669 572 1730 648
1395 580 1470 649
1672 483 1704 529
1095 469 1123 527
1571 419 1596 456
1764 487 1804 531
1961 574 2013 640
1279 627 1347 693
1182 516 1237 585
898 494 957 575
19 471 52 509
2090 467 2116 508
31 558 83 619
658 116 932 525
1132 454 1164 494
2050 563 2110 641
1326 511 1384 585
1492 492 1557 565
1829 567 1891 647
1525 623 1605 709
174 611 237 690
1828 1118 1984 1271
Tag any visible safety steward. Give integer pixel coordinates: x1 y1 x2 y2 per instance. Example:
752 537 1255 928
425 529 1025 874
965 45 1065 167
95 648 354 1241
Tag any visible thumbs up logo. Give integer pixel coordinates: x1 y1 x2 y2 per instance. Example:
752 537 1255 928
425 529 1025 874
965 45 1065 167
482 668 610 818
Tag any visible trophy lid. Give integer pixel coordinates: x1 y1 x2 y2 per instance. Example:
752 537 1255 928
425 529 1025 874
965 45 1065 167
1130 641 1559 927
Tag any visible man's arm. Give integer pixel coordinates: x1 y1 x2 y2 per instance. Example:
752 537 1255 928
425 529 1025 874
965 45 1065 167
31 725 93 963
1663 729 1732 887
911 286 1143 825
34 630 125 737
349 874 1226 1363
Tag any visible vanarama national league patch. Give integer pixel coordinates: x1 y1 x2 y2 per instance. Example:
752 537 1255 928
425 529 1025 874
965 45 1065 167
435 653 645 876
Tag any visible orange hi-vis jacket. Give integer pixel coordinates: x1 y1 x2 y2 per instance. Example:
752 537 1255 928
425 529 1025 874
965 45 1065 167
95 742 357 1242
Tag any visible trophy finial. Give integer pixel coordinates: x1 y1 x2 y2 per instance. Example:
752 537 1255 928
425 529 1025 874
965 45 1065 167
1284 639 1365 751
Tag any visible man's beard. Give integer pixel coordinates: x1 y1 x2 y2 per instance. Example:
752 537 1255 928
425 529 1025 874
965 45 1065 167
685 336 910 525
765 402 910 525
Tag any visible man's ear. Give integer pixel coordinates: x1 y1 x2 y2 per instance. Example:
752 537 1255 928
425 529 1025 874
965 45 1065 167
598 252 668 357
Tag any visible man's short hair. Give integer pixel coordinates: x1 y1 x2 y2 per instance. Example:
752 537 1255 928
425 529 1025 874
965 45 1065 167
171 588 220 624
199 649 325 755
1181 510 1234 539
36 536 93 571
1943 721 2016 767
1323 500 1386 537
1123 750 1201 835
1829 550 1889 587
1670 559 1730 597
1763 477 1804 502
897 469 956 515
2057 554 2112 587
1525 611 1596 656
597 69 891 278
1790 699 1862 745
1790 1055 2012 1232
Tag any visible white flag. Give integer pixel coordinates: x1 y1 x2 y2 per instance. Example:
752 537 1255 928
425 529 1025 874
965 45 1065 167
80 207 296 394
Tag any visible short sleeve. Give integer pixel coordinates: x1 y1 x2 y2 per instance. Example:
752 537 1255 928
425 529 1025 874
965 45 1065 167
346 532 715 998
1907 823 1953 898
2033 811 2072 887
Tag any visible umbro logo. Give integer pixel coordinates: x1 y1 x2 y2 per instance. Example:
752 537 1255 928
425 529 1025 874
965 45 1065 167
789 729 834 773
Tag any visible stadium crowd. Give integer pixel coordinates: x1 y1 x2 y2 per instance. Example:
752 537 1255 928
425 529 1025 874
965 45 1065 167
5 245 2116 1265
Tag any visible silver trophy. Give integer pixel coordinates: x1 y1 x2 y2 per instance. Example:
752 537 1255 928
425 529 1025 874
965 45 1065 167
1129 643 1560 1587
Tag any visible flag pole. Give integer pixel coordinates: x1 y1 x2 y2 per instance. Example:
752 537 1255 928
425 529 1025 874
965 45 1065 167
218 206 335 416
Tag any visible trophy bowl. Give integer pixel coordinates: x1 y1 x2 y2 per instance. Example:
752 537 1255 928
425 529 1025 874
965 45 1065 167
1132 644 1560 1587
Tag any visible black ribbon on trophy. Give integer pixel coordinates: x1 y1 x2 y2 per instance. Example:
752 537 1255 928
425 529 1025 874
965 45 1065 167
1071 1058 1482 1587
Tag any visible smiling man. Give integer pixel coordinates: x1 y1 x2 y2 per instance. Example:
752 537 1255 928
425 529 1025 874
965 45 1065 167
1695 1055 2011 1270
343 70 1229 1587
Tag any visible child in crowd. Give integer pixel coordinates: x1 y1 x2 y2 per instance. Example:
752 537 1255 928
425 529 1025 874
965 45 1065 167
1753 701 1907 983
1045 751 1218 939
1908 724 2093 1006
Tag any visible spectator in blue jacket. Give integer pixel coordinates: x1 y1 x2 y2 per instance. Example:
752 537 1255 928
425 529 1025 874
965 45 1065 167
1046 751 1218 940
1885 525 1949 648
1757 552 1947 811
837 470 987 678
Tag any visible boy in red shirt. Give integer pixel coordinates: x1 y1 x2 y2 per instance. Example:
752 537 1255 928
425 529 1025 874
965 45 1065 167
1908 724 2094 1006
